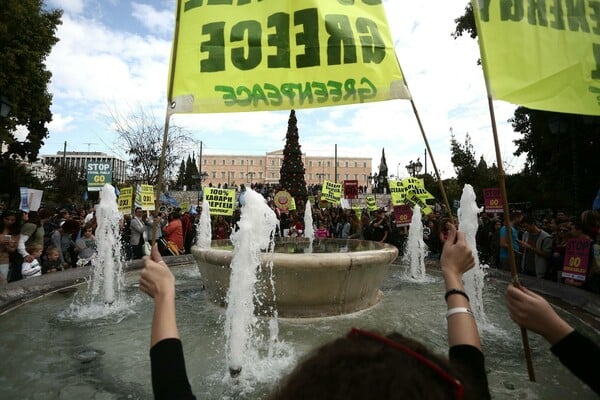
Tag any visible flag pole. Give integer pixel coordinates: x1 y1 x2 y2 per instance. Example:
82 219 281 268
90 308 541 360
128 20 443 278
485 95 536 381
408 98 454 222
152 0 183 244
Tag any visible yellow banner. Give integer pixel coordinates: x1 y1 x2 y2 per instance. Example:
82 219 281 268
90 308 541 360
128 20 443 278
401 178 434 201
321 180 343 204
472 0 600 115
406 191 432 215
168 0 409 113
365 195 377 211
389 179 405 205
118 187 133 215
141 185 156 211
204 187 235 215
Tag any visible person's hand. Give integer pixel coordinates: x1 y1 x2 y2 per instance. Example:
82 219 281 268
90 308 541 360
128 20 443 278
440 223 475 279
506 284 574 344
24 255 35 263
139 244 175 300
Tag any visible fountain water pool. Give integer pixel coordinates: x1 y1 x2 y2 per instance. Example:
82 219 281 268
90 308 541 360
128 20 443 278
193 238 398 318
0 262 598 399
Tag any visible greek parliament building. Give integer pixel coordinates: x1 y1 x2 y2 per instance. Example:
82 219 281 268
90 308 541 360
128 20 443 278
200 150 372 187
40 151 127 183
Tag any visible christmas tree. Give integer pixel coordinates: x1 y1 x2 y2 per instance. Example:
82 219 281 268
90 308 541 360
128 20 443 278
279 110 308 203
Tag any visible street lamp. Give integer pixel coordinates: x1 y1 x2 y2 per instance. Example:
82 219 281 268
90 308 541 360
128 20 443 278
247 171 255 185
0 96 12 118
405 158 423 177
367 172 378 194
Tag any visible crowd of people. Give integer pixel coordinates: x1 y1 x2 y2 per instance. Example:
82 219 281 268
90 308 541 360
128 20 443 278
472 209 600 293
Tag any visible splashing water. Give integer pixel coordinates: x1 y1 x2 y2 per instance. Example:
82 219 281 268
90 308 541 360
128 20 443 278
303 200 314 252
197 199 212 249
60 184 133 322
225 188 294 384
403 205 427 281
457 184 487 325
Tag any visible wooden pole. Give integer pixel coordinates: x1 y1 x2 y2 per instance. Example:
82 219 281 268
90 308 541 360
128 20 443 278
151 108 172 244
486 95 536 382
408 99 454 221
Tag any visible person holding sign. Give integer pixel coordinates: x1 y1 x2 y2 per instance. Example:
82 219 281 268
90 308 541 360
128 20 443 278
506 284 600 395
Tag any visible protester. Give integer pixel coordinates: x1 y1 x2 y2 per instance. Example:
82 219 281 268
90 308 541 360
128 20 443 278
369 208 390 243
518 215 552 278
163 210 184 252
498 211 522 271
21 243 43 278
506 284 599 394
0 210 19 284
130 207 148 259
140 223 490 399
75 224 96 266
41 246 63 274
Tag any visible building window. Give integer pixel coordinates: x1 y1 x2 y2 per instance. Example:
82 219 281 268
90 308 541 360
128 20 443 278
250 160 254 166
259 160 263 166
241 160 244 165
363 162 366 168
213 160 216 165
327 161 330 167
354 162 358 167
345 161 348 167
309 161 312 167
222 159 225 165
318 161 321 167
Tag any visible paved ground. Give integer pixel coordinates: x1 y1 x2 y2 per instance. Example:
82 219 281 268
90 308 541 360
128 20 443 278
2 254 599 331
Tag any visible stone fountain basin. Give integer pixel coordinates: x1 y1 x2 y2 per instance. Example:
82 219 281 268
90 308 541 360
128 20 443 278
192 238 399 318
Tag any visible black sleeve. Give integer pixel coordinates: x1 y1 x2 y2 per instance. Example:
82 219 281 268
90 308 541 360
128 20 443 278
449 345 491 399
150 338 196 400
551 330 600 395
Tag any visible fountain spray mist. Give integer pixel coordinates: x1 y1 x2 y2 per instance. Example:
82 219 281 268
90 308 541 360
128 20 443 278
457 184 487 324
404 205 427 281
92 184 125 304
225 188 280 378
303 200 314 252
197 199 212 249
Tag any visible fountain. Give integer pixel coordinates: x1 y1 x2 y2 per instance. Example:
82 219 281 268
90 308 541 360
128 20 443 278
197 199 212 249
0 187 598 399
193 237 397 318
458 184 487 324
403 204 427 281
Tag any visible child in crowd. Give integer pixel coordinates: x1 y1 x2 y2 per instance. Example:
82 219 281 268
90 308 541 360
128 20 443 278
315 223 330 238
42 246 63 274
21 243 42 278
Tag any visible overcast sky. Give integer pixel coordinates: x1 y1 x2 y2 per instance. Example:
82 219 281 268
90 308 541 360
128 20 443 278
39 0 525 180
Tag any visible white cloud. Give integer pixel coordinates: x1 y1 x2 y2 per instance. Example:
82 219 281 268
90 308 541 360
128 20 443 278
131 2 174 35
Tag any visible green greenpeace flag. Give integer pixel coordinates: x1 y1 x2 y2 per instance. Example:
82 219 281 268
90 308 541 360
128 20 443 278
472 0 600 116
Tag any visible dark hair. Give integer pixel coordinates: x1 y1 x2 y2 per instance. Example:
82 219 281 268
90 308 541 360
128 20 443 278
270 332 476 400
1 210 20 235
520 215 535 225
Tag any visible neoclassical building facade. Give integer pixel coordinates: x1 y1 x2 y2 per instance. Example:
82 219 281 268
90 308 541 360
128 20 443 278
200 150 372 188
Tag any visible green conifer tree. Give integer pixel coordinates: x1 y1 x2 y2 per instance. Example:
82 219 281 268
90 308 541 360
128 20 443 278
279 110 308 203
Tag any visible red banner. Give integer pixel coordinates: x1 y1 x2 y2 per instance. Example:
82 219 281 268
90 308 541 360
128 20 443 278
394 204 412 227
344 180 359 200
561 238 592 281
483 187 503 213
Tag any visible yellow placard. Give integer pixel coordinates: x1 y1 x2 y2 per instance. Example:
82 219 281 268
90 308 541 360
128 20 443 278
179 202 190 213
204 187 235 216
365 195 377 211
472 0 600 115
118 187 133 215
168 0 410 114
141 185 156 211
321 180 343 204
405 191 432 215
389 179 405 205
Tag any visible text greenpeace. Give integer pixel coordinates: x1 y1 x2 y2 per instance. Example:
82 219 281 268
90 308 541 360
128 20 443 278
169 0 406 113
216 78 376 108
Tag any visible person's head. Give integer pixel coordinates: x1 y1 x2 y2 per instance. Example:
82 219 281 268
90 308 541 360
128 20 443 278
26 243 43 258
270 329 471 400
493 219 502 231
520 215 540 233
557 222 571 239
134 207 143 218
26 211 41 227
46 247 60 261
509 211 522 224
82 224 94 237
1 210 19 234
